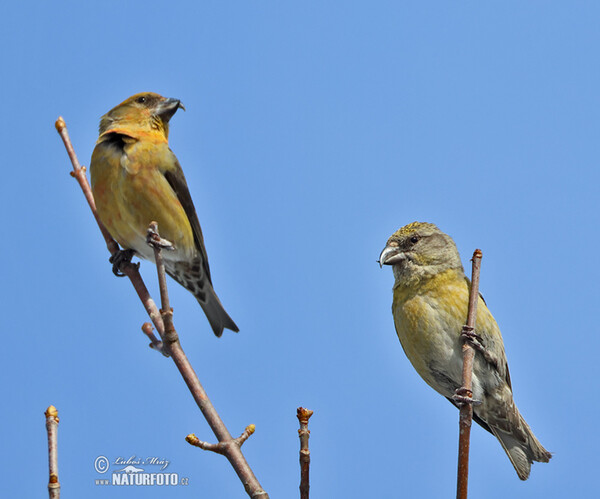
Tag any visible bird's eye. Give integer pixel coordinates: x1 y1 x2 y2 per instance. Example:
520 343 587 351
136 96 147 104
410 236 419 244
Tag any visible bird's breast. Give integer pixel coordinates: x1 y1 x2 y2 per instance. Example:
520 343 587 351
90 141 196 263
392 271 470 395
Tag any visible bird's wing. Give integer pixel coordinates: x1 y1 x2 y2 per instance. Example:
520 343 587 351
503 361 513 390
479 312 512 390
162 154 213 283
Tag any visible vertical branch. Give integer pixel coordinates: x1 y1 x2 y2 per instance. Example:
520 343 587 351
456 249 482 499
297 407 314 499
45 405 60 499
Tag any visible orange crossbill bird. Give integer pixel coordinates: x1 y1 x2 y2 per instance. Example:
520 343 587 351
90 92 238 337
379 222 551 480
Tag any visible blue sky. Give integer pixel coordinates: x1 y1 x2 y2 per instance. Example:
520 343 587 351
2 1 598 497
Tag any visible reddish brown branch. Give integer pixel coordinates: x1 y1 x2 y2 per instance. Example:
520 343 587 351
55 117 118 255
57 118 269 499
147 223 267 497
186 425 256 454
456 249 483 499
297 407 314 499
146 222 176 343
45 405 60 499
141 322 166 355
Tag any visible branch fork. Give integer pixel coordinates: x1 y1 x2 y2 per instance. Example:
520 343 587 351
186 425 256 455
141 322 168 356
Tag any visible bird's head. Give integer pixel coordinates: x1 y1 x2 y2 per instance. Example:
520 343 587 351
98 92 185 139
379 222 463 285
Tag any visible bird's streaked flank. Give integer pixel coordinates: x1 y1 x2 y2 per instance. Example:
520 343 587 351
90 92 238 337
379 222 551 480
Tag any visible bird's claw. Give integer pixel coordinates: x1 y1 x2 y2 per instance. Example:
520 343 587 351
109 249 139 277
460 326 500 369
461 326 486 352
453 387 482 407
146 224 175 251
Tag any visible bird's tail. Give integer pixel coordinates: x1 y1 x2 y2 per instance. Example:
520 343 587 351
165 262 239 337
197 284 239 337
491 411 552 480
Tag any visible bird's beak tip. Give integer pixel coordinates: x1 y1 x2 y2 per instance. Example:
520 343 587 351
157 98 184 121
379 245 404 267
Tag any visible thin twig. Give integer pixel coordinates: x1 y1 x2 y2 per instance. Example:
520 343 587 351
456 249 483 499
45 405 60 499
297 407 313 499
186 425 256 454
57 118 269 499
141 322 167 355
146 222 176 342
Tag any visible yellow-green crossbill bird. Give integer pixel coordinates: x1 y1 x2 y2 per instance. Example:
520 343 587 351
379 222 551 480
90 92 238 337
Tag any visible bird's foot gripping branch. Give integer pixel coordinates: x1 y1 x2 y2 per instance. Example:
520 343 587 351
109 248 139 277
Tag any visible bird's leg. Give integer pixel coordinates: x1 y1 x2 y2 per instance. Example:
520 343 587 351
109 249 139 277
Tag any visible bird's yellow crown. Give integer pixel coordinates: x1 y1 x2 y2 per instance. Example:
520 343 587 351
390 221 439 239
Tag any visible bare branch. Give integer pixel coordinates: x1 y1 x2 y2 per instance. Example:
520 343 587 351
55 117 118 254
141 322 167 355
146 221 176 341
185 425 256 455
45 405 60 499
297 407 314 499
147 222 267 497
456 249 483 499
56 118 269 499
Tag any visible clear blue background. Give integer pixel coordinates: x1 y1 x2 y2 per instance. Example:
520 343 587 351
2 1 597 497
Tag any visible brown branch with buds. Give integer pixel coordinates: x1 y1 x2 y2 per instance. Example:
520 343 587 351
146 222 267 498
45 405 60 499
456 249 483 499
186 425 256 454
297 407 314 499
56 117 269 499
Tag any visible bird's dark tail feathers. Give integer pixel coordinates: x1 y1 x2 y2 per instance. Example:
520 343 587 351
197 284 239 337
165 262 239 337
491 412 552 480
